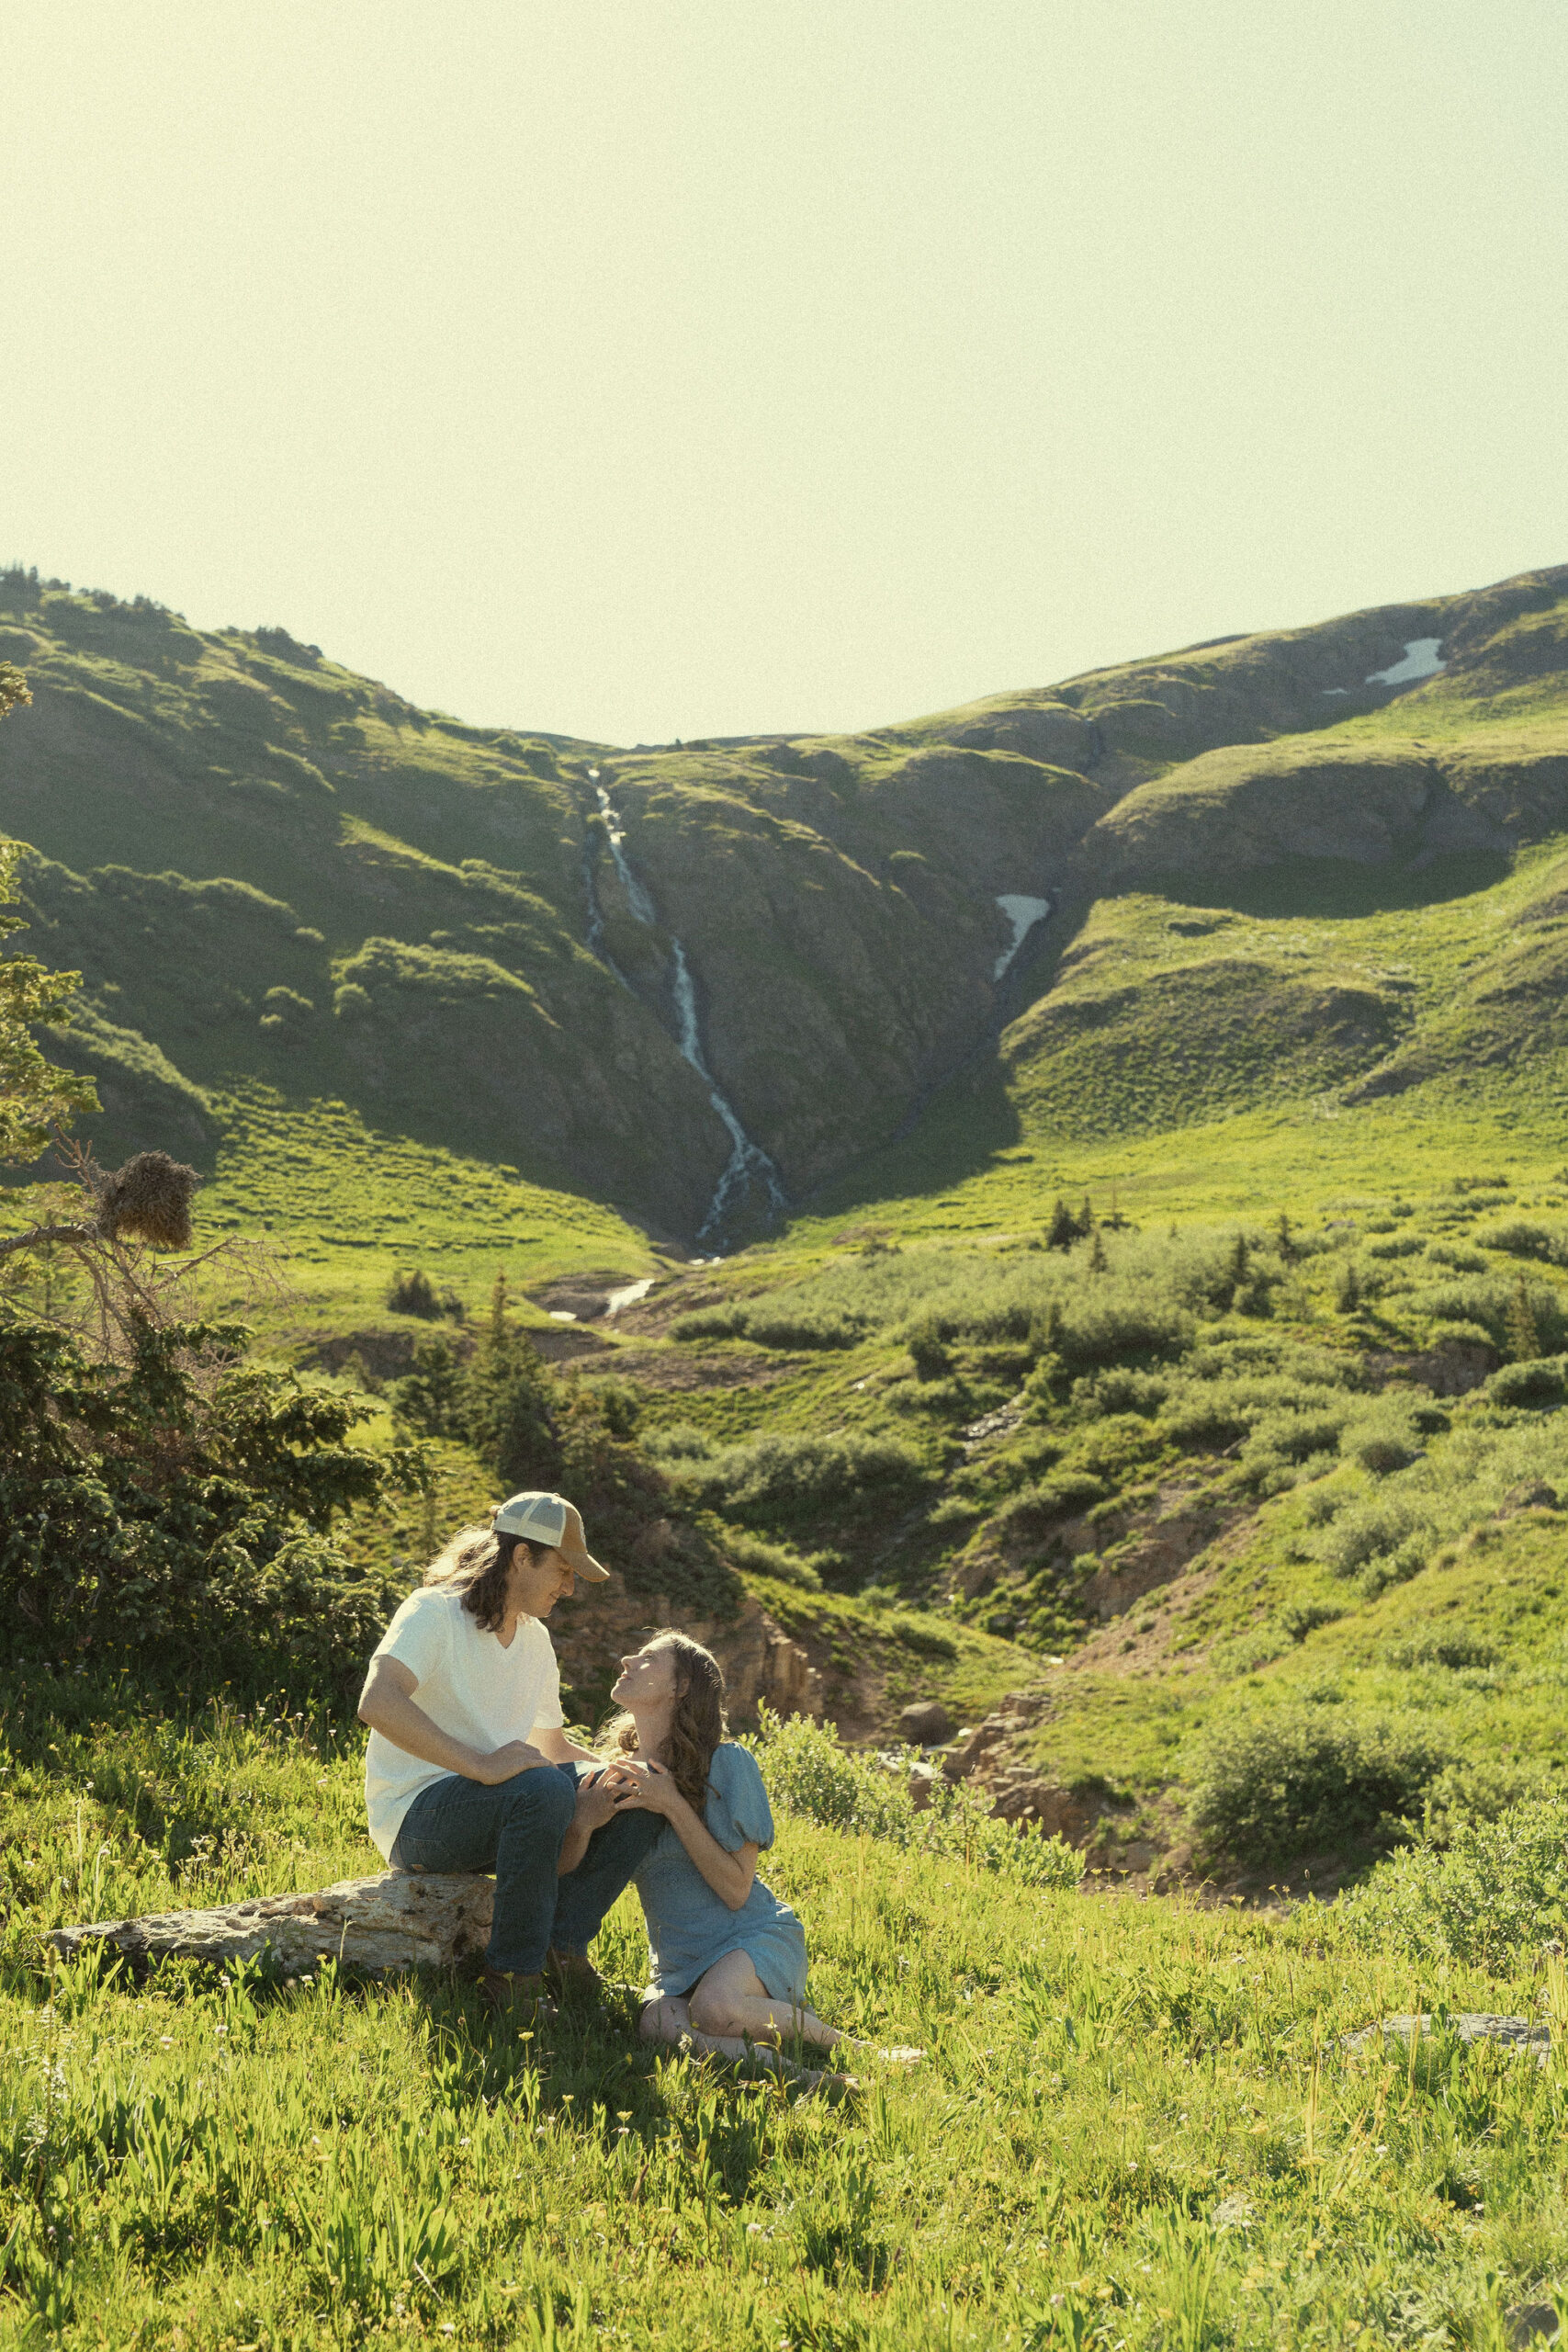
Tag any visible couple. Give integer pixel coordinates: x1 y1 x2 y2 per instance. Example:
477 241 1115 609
358 1489 886 2083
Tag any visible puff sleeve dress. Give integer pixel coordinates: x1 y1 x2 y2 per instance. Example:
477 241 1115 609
632 1744 809 2006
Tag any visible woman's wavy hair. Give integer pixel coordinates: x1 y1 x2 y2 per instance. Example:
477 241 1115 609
422 1522 550 1636
607 1630 727 1812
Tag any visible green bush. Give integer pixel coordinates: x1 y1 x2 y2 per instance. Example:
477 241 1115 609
1341 1795 1568 1962
1484 1356 1568 1408
1187 1702 1447 1865
1475 1219 1566 1261
0 1317 422 1701
751 1708 1081 1891
682 1430 930 1525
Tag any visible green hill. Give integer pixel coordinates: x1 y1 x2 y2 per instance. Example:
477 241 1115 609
6 559 1565 1272
12 558 1568 1871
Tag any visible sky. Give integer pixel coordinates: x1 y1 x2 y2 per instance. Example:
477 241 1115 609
3 1 1566 747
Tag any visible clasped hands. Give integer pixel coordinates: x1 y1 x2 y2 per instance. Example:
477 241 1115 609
571 1756 681 1834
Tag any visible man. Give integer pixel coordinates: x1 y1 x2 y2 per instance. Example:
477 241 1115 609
357 1490 658 2016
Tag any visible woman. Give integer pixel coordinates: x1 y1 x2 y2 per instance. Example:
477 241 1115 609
580 1631 919 2085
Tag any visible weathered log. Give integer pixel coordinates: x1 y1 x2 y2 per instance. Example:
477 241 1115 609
49 1871 494 1975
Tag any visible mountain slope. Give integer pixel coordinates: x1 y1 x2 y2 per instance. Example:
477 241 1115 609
3 561 1567 1251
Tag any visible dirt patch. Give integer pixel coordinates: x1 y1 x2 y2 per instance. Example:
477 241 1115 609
1364 1340 1496 1396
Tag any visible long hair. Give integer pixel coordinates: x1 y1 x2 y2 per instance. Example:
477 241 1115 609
607 1630 727 1812
422 1523 549 1636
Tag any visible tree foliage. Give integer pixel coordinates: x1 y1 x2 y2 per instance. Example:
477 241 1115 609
0 1314 427 1698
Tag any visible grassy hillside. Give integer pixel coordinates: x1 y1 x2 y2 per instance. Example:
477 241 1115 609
6 560 1567 1261
7 1700 1568 2344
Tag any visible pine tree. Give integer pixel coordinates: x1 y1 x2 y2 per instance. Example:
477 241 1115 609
1076 1195 1096 1239
1089 1227 1109 1274
1506 1273 1542 1363
1276 1210 1295 1263
1227 1232 1250 1287
1044 1197 1077 1251
1335 1260 1361 1315
462 1270 559 1490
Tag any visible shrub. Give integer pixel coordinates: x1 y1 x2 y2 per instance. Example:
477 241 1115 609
387 1268 464 1321
751 1708 1082 1891
0 1317 423 1700
1383 1630 1498 1670
1278 1600 1345 1642
684 1430 930 1524
712 1525 826 1590
1310 1493 1427 1580
1485 1356 1568 1408
1187 1702 1447 1865
1476 1219 1565 1261
1341 1795 1568 1963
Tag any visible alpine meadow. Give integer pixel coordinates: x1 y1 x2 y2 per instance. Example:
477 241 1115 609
13 559 1568 2348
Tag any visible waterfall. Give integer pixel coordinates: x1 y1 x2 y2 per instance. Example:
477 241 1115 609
671 943 787 1239
591 770 657 926
583 766 784 1242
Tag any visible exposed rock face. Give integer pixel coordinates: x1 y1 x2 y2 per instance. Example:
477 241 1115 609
898 1700 953 1746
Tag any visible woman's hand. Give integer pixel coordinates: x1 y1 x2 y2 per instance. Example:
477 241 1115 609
570 1771 624 1836
607 1757 683 1818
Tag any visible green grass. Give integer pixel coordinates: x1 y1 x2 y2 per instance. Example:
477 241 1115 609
8 1681 1568 2344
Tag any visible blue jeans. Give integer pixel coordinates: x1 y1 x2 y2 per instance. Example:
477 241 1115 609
389 1763 661 1977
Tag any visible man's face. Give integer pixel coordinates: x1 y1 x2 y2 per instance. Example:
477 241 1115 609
508 1543 576 1619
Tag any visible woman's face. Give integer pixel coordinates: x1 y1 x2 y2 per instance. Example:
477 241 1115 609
611 1643 679 1708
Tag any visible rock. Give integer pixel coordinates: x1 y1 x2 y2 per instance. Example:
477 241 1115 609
898 1700 953 1746
1121 1840 1158 1872
908 1767 937 1812
51 1871 495 1975
1503 1481 1560 1514
1341 2013 1551 2064
1507 2306 1561 2347
987 1778 1107 1844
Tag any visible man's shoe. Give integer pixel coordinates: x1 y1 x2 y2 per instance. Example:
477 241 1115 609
545 1948 607 2013
481 1968 556 2024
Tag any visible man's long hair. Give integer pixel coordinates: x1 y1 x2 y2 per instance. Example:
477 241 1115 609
606 1630 727 1812
423 1523 548 1636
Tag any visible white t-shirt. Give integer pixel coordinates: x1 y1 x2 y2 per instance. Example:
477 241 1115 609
363 1584 566 1860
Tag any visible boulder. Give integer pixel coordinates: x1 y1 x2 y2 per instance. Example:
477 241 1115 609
898 1700 953 1747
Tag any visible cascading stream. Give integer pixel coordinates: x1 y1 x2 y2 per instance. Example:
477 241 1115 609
584 766 784 1242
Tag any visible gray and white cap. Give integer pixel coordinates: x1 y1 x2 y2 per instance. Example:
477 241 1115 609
491 1490 609 1581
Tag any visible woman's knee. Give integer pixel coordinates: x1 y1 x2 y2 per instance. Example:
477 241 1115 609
640 1997 689 2044
687 1984 737 2037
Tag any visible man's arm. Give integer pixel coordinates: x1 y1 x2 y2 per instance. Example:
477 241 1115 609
357 1655 548 1784
531 1724 601 1768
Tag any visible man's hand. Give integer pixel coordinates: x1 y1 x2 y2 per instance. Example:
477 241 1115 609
471 1739 549 1785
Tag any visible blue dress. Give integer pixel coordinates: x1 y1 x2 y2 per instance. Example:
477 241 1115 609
633 1744 809 2006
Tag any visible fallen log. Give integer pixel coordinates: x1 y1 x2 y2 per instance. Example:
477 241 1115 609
49 1871 493 1975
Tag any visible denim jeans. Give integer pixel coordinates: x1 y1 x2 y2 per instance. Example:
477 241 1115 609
389 1763 661 1976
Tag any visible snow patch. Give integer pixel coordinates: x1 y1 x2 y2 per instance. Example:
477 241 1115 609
1321 686 1350 696
1365 636 1446 688
993 893 1053 981
605 1276 654 1316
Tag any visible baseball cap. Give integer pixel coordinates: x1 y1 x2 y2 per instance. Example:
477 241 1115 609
491 1491 609 1581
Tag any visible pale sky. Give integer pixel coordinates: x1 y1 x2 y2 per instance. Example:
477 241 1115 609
4 2 1565 746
